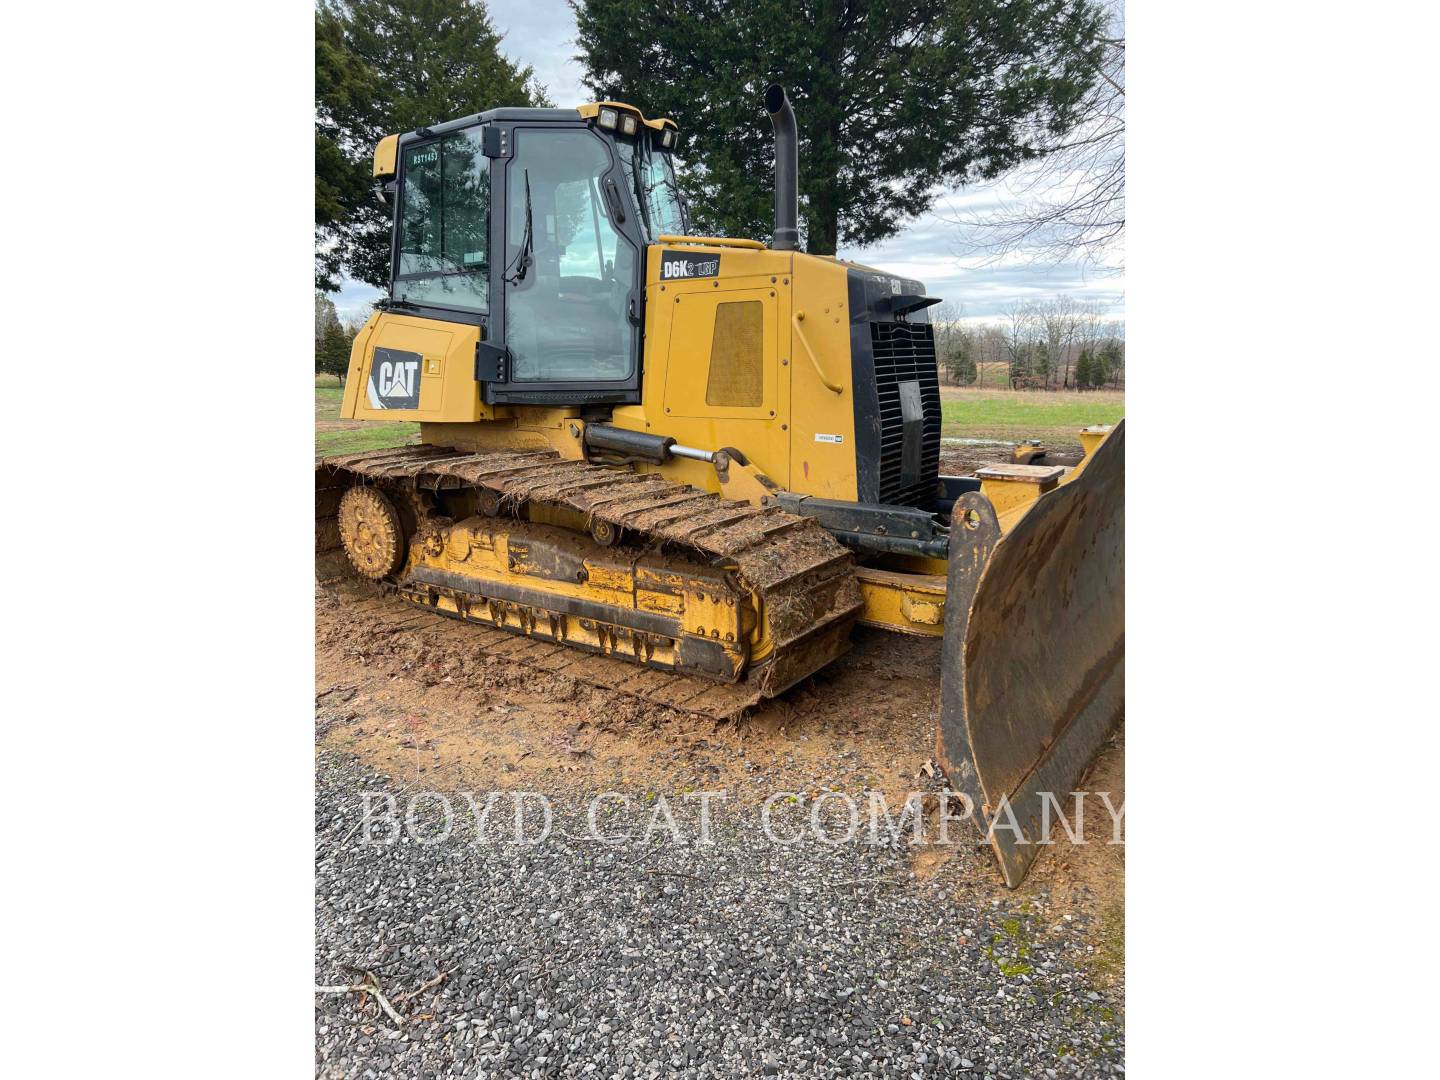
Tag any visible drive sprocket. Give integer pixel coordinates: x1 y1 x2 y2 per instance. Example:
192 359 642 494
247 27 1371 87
338 486 406 580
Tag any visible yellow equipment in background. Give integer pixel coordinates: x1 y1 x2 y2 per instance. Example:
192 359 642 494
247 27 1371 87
316 87 1124 886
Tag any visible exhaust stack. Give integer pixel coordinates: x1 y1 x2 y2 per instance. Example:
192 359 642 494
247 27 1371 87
764 84 800 251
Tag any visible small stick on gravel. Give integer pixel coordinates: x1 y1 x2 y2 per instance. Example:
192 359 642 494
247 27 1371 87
396 971 449 1003
644 869 704 882
317 967 406 1027
339 816 369 846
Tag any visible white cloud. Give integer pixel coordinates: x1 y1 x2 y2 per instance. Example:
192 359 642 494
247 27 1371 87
332 277 384 325
489 1 588 106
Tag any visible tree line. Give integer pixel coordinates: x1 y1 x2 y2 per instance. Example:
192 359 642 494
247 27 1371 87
931 296 1124 391
943 0 1124 269
315 294 363 382
317 0 1111 288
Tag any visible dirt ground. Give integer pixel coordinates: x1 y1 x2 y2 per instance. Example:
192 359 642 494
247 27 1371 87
315 587 1124 981
939 444 1083 478
315 418 369 432
318 588 942 803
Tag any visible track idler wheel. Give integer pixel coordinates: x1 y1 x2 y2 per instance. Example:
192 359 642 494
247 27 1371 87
477 488 503 517
338 486 406 580
589 518 621 547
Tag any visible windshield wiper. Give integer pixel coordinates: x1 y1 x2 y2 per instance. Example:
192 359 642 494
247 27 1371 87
503 169 534 285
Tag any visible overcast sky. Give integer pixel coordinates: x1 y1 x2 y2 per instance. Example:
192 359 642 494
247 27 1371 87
331 0 1125 324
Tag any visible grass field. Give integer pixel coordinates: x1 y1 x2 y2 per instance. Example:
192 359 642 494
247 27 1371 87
315 375 1123 456
939 386 1124 446
314 376 419 457
316 422 420 457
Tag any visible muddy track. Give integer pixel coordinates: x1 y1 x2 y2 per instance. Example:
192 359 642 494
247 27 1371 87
317 446 864 709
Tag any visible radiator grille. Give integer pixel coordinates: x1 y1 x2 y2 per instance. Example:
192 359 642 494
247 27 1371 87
869 321 941 506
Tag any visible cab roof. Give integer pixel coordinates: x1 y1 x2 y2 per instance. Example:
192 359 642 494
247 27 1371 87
373 103 678 179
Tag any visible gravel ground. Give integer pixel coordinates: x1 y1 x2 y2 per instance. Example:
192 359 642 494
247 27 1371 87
316 751 1124 1078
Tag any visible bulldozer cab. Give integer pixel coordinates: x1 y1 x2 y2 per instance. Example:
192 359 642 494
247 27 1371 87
381 105 687 406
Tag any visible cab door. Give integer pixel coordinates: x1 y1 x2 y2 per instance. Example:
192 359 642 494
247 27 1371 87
486 124 645 404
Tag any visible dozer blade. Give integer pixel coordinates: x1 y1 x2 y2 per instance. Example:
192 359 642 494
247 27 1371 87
937 420 1124 888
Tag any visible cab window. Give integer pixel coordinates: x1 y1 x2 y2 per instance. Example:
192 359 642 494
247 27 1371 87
617 135 687 241
394 129 489 312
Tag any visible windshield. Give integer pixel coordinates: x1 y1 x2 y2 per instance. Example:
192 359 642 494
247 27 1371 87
616 135 687 241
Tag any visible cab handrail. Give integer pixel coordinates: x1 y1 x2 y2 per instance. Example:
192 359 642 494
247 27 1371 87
656 234 767 250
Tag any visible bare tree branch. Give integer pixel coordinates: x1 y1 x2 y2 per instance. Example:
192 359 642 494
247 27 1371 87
941 1 1125 269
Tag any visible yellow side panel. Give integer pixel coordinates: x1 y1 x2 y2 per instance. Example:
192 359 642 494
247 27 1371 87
341 313 487 424
787 256 857 500
611 244 860 500
612 243 795 492
422 409 586 459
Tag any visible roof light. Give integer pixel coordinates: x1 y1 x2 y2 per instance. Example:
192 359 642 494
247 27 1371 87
661 128 676 149
620 113 638 136
597 107 619 131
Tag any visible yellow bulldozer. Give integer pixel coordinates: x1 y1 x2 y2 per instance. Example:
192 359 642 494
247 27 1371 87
316 86 1124 887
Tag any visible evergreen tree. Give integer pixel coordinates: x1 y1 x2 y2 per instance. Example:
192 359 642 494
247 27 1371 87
1032 341 1051 379
1008 344 1033 386
1091 348 1112 388
1099 338 1124 387
316 320 355 382
315 293 342 345
315 0 548 291
941 335 979 386
572 0 1108 255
